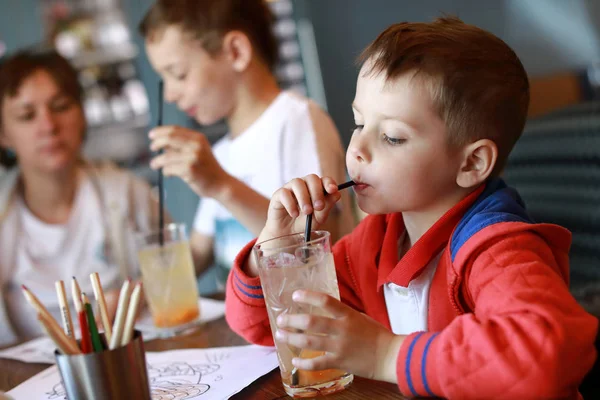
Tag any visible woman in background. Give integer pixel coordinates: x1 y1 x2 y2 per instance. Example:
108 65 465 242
0 50 163 345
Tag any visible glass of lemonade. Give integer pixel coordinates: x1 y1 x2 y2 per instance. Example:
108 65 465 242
136 223 200 328
253 231 353 398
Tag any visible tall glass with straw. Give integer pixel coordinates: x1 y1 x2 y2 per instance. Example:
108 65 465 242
254 231 353 397
136 81 200 330
252 181 355 397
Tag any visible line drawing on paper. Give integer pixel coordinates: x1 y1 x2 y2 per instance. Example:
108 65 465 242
205 350 230 365
43 351 230 400
148 360 219 400
45 382 65 399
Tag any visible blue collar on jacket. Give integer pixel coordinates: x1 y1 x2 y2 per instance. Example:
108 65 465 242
450 178 533 262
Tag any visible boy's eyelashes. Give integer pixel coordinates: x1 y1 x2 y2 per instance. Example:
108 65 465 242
166 70 187 81
352 124 405 146
382 134 406 146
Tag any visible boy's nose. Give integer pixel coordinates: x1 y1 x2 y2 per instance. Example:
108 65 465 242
349 135 371 163
351 148 365 163
163 82 180 104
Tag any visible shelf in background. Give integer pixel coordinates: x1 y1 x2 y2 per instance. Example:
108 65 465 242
87 112 150 136
69 42 138 69
83 118 150 163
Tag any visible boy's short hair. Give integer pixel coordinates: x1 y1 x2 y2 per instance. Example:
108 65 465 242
359 17 530 176
139 0 278 70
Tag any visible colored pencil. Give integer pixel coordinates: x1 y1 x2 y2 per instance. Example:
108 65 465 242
109 279 131 350
55 280 74 340
82 293 104 352
90 272 112 343
121 282 142 346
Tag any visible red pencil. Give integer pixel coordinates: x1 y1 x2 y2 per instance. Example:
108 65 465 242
78 309 92 353
72 277 92 353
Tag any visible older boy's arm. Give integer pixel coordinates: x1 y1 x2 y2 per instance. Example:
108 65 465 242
213 175 270 236
190 232 214 276
394 231 598 399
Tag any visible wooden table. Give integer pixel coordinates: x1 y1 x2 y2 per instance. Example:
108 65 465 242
0 316 404 399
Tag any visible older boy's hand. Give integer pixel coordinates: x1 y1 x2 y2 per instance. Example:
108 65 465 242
98 283 147 328
261 175 342 240
149 126 231 199
274 290 405 383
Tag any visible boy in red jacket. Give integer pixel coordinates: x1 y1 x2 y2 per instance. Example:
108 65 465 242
225 17 598 399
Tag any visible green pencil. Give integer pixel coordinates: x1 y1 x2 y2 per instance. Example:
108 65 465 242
82 293 104 352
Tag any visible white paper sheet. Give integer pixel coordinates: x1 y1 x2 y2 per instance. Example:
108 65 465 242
7 345 278 400
0 337 56 364
0 297 226 364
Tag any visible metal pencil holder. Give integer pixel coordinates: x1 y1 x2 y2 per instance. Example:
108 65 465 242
54 330 151 400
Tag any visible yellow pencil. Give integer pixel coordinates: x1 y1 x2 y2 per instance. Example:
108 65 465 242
21 285 79 352
71 277 83 314
54 281 75 341
90 272 112 343
37 312 81 355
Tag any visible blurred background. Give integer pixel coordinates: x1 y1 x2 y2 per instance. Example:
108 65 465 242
1 0 599 307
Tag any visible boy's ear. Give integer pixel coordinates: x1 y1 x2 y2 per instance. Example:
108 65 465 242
456 139 497 188
222 31 253 72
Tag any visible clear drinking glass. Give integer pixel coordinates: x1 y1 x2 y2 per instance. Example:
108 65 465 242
253 231 353 398
136 223 200 328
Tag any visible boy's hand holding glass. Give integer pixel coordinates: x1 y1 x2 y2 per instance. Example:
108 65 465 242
149 125 231 198
274 289 406 384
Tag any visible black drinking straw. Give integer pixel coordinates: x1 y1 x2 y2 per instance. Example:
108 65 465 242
294 180 355 384
303 180 356 244
157 80 165 246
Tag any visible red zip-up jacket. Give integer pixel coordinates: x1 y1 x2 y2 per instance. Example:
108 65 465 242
225 179 598 399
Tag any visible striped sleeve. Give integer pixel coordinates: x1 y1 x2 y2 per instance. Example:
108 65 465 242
224 239 273 346
229 240 265 305
396 331 442 398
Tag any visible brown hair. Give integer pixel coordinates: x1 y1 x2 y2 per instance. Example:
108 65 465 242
359 16 530 176
0 49 83 168
139 0 278 70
